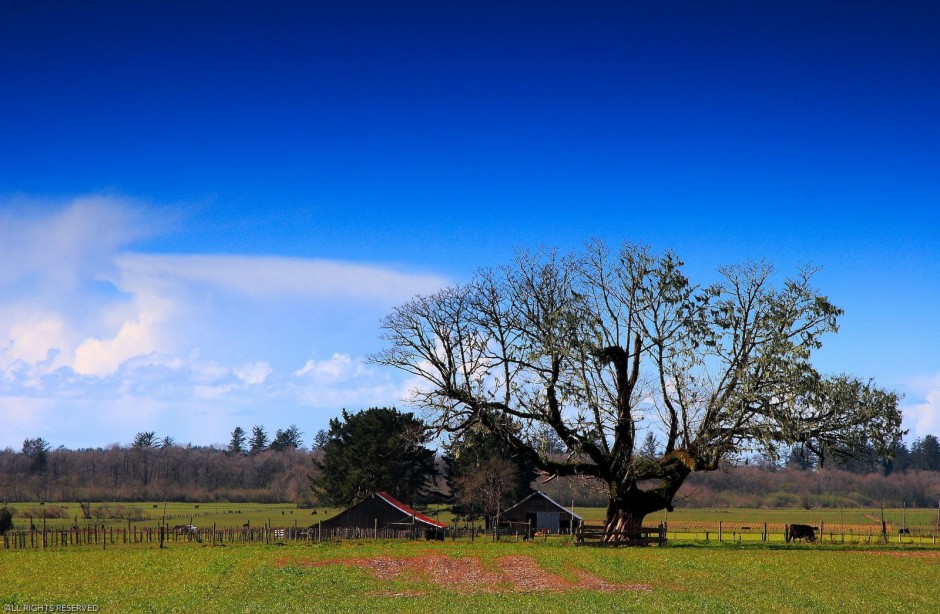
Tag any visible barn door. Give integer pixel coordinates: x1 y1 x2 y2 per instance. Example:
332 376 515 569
536 512 560 534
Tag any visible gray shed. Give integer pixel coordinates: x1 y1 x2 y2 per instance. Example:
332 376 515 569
497 490 582 535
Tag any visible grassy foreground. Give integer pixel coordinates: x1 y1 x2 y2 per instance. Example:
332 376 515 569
1 539 937 612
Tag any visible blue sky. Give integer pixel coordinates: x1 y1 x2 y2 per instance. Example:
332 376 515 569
1 1 938 449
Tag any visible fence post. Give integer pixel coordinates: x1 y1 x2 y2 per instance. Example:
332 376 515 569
718 522 722 542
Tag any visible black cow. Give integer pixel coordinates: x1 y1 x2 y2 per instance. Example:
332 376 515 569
786 524 817 542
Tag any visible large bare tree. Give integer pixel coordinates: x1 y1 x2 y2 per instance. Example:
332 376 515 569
372 241 902 541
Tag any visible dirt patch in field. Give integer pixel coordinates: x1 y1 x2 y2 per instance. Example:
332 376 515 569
277 555 653 594
493 555 571 592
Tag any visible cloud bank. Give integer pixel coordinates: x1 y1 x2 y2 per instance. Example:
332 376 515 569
902 372 940 441
0 197 447 448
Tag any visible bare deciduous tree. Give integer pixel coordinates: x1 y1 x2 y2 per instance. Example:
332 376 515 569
452 456 520 523
373 241 902 541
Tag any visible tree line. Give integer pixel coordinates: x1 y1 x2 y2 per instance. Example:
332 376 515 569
3 408 939 513
3 424 313 504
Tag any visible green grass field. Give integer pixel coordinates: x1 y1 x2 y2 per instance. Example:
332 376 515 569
1 539 938 612
3 502 344 530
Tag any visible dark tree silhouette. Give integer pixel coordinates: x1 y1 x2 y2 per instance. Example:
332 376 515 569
249 425 269 455
228 427 247 455
312 407 437 506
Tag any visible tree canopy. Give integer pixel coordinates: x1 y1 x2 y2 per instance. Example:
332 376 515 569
228 426 247 455
249 425 269 455
22 438 50 475
270 425 304 451
311 407 437 507
373 241 903 539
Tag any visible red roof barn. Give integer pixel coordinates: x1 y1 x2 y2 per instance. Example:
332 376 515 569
320 492 447 538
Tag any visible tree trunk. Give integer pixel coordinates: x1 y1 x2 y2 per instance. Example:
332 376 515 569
603 501 647 543
602 476 682 543
603 503 646 543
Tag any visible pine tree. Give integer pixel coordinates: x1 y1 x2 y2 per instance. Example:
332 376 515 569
249 425 268 455
312 408 437 506
228 427 247 455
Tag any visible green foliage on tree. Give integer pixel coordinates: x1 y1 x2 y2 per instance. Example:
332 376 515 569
22 438 50 474
312 429 329 451
373 241 903 540
270 425 303 451
444 427 538 520
228 426 247 455
910 435 940 471
312 407 437 506
132 431 159 449
249 425 268 455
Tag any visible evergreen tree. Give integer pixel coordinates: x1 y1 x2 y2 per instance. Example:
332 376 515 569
638 432 659 459
312 407 437 506
249 425 268 455
786 444 816 470
22 438 50 474
880 438 910 475
312 429 329 451
132 431 158 448
228 426 247 455
910 435 940 471
270 425 303 451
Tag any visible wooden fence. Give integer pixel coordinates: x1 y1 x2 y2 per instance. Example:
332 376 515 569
5 520 940 549
583 521 940 545
0 522 451 549
576 524 666 546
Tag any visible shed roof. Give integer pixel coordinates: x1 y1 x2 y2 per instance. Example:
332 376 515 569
375 491 448 529
502 490 583 520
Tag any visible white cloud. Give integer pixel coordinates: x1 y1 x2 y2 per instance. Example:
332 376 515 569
234 362 272 385
114 253 446 303
0 196 447 448
291 353 411 409
294 353 361 382
73 295 175 376
902 372 940 439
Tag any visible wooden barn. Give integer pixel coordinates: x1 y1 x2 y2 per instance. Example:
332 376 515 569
320 491 448 539
496 491 582 535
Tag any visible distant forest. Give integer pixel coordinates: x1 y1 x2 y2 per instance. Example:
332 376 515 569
3 432 939 508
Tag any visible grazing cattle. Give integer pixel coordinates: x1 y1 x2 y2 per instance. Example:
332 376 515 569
786 524 817 542
898 528 911 535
